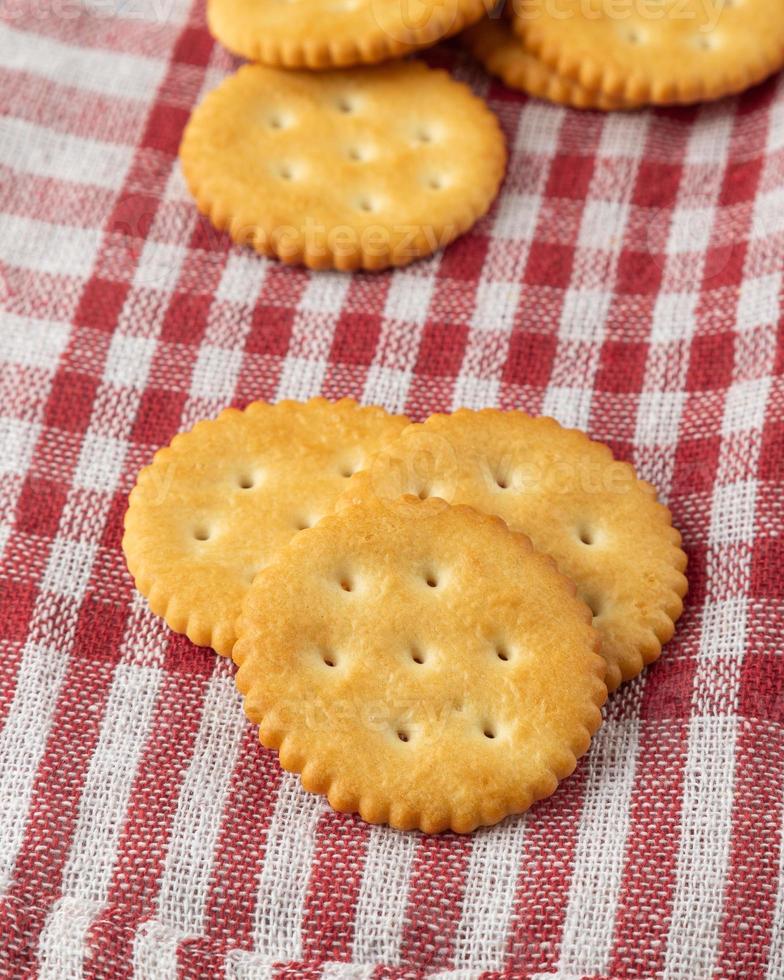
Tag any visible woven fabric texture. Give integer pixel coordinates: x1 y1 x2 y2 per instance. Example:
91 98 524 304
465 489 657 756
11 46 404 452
1 0 783 976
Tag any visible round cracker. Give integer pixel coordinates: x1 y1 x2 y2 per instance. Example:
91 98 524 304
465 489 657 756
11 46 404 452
511 0 784 105
339 410 688 692
179 62 507 272
122 398 409 656
208 0 491 68
234 496 606 834
462 16 639 111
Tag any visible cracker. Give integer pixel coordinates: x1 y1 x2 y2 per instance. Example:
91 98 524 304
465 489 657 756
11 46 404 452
234 496 606 833
340 410 688 692
511 0 784 105
122 398 409 657
179 62 507 272
462 15 638 111
208 0 491 68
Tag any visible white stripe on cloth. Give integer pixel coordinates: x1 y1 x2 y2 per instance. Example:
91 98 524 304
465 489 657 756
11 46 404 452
0 640 71 891
133 920 184 980
557 719 640 975
0 314 70 371
350 827 417 965
662 715 738 980
361 364 413 416
0 116 133 190
275 283 348 403
250 772 326 960
37 896 103 979
0 22 166 100
0 214 102 278
152 669 247 934
37 664 163 978
451 819 528 970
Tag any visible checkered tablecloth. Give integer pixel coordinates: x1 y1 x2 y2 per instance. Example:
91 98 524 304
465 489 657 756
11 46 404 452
1 0 783 975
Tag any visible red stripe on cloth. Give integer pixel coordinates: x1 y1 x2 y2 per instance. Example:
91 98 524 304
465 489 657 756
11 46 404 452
406 318 469 417
372 967 424 979
607 719 689 978
272 963 322 979
300 811 370 962
0 69 149 144
0 267 85 323
501 331 557 403
1 9 183 60
504 765 589 973
699 100 769 304
83 660 213 980
0 29 206 944
713 719 784 979
0 169 117 230
176 938 225 979
0 896 38 979
397 835 473 971
200 726 284 954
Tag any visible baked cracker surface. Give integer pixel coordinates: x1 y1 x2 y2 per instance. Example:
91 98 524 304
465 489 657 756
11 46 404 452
208 0 492 67
512 0 784 105
340 409 688 692
234 496 607 834
179 62 507 272
462 15 639 110
122 398 409 656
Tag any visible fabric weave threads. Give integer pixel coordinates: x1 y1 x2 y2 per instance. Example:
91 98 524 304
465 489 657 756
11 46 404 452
1 0 783 975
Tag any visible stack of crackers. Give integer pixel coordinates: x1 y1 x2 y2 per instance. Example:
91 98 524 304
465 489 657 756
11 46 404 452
124 398 688 833
465 0 784 111
179 0 784 271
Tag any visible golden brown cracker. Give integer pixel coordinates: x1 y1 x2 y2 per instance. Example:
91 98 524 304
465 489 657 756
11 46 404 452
208 0 491 68
340 410 688 691
179 62 507 272
462 15 638 110
122 398 409 656
234 496 607 833
511 0 784 105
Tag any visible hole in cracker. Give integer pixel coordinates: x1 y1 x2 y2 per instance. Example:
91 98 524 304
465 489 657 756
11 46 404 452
696 34 716 50
338 462 357 478
495 475 509 490
410 645 425 665
347 145 370 162
427 175 445 190
414 126 434 144
193 526 210 541
577 526 594 545
322 652 337 667
625 28 644 44
336 95 357 114
483 725 497 739
268 111 290 130
417 487 430 500
339 576 354 592
356 196 376 213
237 474 255 489
424 571 439 589
496 645 510 662
397 729 410 743
277 163 296 181
295 516 312 531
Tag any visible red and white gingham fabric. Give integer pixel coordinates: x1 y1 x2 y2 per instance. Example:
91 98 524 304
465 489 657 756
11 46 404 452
1 0 783 974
